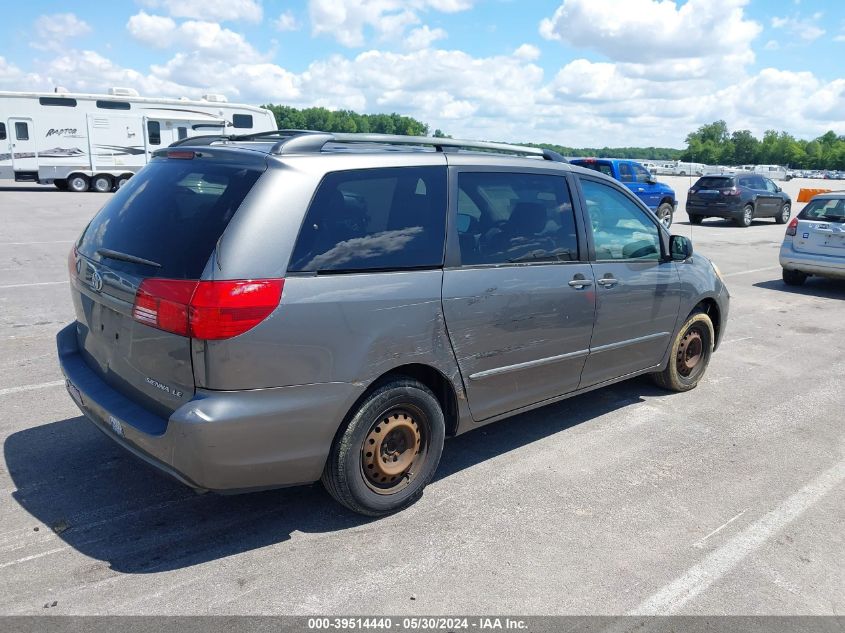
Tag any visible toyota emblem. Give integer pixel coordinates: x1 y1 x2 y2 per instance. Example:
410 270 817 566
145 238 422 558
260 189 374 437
90 269 104 293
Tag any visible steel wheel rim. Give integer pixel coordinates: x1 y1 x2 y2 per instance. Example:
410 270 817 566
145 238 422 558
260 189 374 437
660 211 672 228
676 327 705 377
782 205 790 222
744 207 753 224
361 407 426 495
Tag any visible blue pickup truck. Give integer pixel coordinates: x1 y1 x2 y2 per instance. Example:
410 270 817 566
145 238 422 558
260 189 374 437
570 158 677 228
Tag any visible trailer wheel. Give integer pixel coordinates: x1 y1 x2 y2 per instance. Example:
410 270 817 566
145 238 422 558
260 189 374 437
92 174 113 193
116 173 133 189
67 174 90 193
54 179 68 191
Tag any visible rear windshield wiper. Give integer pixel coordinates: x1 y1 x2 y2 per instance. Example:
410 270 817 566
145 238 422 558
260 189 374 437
96 248 161 268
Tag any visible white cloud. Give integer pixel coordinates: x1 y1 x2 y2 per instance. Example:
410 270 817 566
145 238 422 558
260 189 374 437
32 13 92 51
764 39 780 50
540 0 761 72
770 13 825 42
308 0 473 47
274 11 300 32
405 25 447 50
513 44 540 61
140 0 262 23
126 12 177 48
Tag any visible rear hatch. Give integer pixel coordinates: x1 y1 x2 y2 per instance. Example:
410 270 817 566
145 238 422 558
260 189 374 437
688 176 736 207
70 154 264 417
793 197 845 256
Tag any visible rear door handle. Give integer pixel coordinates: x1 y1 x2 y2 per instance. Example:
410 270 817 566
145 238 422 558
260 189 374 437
597 277 619 288
568 278 593 289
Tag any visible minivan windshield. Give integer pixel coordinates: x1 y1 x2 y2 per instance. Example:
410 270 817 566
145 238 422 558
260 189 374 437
798 197 845 222
77 159 262 278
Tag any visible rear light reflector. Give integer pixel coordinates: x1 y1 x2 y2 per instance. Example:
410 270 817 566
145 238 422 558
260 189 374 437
785 217 799 236
166 150 195 159
132 278 284 340
688 188 696 194
721 187 740 196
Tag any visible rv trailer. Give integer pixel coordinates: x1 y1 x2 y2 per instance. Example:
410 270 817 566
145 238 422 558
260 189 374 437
0 88 277 191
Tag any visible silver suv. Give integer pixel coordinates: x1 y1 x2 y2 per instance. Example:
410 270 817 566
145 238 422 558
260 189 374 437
57 131 730 516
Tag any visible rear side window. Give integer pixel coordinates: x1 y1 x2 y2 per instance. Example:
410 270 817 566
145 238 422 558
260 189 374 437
39 96 76 107
695 177 733 189
14 122 28 140
77 160 263 279
147 121 161 145
232 114 253 129
457 172 578 265
289 166 447 273
0 123 5 140
96 100 131 110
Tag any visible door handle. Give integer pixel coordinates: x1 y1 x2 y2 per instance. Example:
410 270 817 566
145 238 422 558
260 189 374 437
597 277 619 288
568 278 593 289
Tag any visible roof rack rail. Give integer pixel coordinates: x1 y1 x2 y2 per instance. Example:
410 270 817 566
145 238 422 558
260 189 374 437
168 130 568 162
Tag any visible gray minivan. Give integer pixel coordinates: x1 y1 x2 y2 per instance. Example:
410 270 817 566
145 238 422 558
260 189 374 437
57 132 730 516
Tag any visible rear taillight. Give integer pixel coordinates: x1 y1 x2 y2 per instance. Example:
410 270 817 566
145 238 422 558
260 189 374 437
785 217 799 237
132 278 284 340
721 187 740 196
688 188 696 194
68 246 78 278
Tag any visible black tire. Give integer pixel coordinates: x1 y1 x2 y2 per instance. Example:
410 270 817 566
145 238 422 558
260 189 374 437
656 202 674 229
688 214 704 225
651 310 714 392
775 202 791 224
67 174 90 193
322 378 445 516
735 204 754 227
782 268 808 286
92 174 113 193
54 179 68 191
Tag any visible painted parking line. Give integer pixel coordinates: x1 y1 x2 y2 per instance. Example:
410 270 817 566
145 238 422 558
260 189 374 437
0 380 64 397
0 281 68 290
630 457 845 614
723 266 780 277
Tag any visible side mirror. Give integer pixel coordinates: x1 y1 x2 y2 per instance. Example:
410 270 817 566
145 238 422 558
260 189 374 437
647 176 657 184
776 186 782 192
669 234 693 261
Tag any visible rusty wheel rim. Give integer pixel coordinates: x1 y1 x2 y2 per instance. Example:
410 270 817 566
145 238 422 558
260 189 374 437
676 327 704 377
362 408 424 495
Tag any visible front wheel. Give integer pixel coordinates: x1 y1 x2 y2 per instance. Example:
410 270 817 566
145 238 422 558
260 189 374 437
651 311 714 392
322 378 445 516
656 203 674 229
775 203 791 224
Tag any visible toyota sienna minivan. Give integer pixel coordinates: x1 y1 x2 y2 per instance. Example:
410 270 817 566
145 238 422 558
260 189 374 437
58 131 730 515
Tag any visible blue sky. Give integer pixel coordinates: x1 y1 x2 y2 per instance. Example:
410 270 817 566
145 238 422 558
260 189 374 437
2 0 844 147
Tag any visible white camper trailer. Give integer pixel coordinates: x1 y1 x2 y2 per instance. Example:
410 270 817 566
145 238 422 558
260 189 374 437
0 88 277 191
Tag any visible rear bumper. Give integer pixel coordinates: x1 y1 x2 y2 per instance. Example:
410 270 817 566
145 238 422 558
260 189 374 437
57 323 360 492
686 200 744 217
780 243 845 279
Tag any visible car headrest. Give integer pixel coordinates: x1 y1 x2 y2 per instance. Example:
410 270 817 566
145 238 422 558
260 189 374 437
507 202 546 235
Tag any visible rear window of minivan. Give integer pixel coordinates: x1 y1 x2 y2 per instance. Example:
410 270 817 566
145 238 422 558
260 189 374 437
77 160 262 279
289 166 447 273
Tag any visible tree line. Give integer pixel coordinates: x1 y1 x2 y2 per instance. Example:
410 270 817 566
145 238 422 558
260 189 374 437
681 120 845 170
262 105 844 170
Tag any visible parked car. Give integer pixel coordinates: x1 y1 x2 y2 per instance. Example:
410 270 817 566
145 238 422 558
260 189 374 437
569 158 677 228
686 173 792 227
780 192 845 285
57 131 729 516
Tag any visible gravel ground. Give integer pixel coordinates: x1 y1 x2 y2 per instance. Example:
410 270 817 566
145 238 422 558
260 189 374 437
0 177 842 616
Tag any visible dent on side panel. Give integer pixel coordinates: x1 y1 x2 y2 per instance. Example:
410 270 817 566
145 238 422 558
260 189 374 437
200 270 465 398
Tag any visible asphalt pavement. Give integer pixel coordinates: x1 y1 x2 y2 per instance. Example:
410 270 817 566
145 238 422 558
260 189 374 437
0 177 842 615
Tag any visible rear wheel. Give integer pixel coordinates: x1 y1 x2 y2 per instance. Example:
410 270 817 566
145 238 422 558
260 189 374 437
322 378 445 516
688 214 703 225
735 204 754 227
54 179 68 191
782 268 808 286
651 311 714 392
92 174 113 193
656 202 674 229
67 174 90 193
115 173 133 189
775 202 791 224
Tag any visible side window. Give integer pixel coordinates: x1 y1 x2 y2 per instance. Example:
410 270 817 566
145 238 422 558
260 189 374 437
580 179 661 261
289 166 447 273
764 179 778 193
232 114 253 129
177 127 188 141
752 176 766 190
618 162 634 183
147 121 161 145
456 172 579 266
14 122 29 141
633 164 652 183
0 123 5 140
